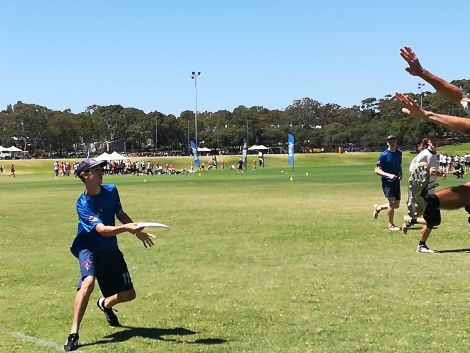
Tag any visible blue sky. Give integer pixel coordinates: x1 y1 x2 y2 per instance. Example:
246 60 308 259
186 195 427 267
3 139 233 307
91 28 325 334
2 0 469 115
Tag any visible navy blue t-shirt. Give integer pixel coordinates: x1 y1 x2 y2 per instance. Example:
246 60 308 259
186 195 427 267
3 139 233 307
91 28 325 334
71 184 122 257
376 149 402 184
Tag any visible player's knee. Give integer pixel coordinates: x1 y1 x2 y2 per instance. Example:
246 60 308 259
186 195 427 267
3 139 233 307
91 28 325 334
128 289 136 301
80 276 95 295
121 289 136 302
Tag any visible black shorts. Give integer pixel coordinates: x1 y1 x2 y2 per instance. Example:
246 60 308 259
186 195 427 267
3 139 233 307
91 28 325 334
78 249 133 297
382 182 401 200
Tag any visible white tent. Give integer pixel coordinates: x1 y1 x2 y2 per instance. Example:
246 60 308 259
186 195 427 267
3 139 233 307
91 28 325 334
95 152 111 161
9 146 23 152
109 151 130 160
0 146 23 152
96 151 130 161
197 147 211 152
248 145 269 151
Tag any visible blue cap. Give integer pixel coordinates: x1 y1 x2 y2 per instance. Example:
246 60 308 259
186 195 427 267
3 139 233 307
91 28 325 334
75 158 106 176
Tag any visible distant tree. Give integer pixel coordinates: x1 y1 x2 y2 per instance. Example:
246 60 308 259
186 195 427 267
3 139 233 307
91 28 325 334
46 110 80 152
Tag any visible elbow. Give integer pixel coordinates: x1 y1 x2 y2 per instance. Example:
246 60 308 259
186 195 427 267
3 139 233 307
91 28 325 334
95 224 110 237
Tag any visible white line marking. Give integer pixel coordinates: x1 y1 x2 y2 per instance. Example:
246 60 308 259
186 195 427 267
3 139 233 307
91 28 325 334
8 331 64 352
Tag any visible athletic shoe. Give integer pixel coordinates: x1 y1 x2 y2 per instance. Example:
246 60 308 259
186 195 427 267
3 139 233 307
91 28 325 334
402 215 412 235
373 204 379 219
416 244 435 254
97 298 120 327
388 224 400 231
407 162 429 217
64 333 79 352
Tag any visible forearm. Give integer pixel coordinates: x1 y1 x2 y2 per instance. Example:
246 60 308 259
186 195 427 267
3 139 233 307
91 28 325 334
424 111 470 136
95 223 135 237
419 69 466 104
117 210 133 224
375 167 393 178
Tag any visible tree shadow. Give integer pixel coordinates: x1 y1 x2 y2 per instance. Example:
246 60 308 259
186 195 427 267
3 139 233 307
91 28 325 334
80 326 226 348
434 248 470 254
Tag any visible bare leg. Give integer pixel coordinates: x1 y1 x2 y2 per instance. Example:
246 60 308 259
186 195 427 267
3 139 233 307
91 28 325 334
387 198 400 227
419 226 432 243
104 288 136 309
70 276 95 334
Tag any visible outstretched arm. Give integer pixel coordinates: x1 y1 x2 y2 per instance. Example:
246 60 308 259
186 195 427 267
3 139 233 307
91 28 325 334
104 209 156 248
396 92 470 136
400 46 467 104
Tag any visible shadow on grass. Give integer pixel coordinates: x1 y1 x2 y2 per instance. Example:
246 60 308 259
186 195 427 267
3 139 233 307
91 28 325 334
80 326 226 348
434 248 470 254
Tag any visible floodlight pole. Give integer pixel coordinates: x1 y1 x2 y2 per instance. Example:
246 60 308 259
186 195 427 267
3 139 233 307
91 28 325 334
418 82 425 106
191 71 201 148
155 115 158 151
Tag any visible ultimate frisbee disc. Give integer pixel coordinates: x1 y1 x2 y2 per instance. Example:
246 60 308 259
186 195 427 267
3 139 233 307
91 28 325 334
137 222 169 230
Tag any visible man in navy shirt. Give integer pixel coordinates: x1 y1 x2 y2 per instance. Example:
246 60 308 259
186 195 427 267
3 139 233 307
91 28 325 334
373 135 403 231
64 158 155 351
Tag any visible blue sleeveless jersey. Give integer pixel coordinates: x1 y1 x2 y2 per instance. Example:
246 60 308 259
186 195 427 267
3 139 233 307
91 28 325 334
71 184 122 257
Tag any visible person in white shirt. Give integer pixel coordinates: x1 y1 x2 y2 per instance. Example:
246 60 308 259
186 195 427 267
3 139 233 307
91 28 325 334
403 133 446 250
396 46 470 253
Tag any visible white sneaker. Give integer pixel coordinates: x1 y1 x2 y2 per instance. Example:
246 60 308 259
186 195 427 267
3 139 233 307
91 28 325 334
407 162 429 217
388 225 400 231
416 244 435 253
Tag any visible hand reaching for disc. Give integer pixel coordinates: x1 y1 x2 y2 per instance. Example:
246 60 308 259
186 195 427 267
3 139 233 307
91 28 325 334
136 231 156 248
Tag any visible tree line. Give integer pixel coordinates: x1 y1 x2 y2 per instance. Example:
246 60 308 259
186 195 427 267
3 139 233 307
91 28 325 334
1 79 469 156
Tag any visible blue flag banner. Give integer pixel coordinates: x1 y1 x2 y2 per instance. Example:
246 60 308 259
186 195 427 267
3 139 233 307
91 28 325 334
288 134 295 167
190 140 201 168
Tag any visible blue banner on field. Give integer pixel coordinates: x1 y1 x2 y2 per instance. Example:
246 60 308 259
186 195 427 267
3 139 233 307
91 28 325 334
190 140 201 167
288 134 295 167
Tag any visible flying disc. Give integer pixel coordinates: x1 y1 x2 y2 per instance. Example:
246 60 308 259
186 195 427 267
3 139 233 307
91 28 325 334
137 222 169 230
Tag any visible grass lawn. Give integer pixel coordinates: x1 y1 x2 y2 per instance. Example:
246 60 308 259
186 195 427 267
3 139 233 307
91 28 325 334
0 151 469 353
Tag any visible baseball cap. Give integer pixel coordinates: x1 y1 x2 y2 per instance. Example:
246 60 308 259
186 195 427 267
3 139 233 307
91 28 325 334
386 135 397 141
75 158 107 176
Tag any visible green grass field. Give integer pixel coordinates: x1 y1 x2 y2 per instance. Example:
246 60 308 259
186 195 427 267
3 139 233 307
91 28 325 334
0 149 469 353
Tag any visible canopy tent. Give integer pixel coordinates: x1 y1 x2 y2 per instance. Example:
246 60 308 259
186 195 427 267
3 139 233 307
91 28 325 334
0 146 23 152
95 152 111 161
197 147 211 152
248 145 269 151
96 151 130 161
9 146 23 152
109 151 130 160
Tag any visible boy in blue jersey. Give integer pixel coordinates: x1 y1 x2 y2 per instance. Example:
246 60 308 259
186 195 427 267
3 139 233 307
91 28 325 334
64 158 155 351
373 135 403 231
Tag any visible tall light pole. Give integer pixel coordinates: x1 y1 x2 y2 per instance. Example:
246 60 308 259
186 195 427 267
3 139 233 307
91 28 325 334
191 71 201 147
418 82 425 106
155 115 158 151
